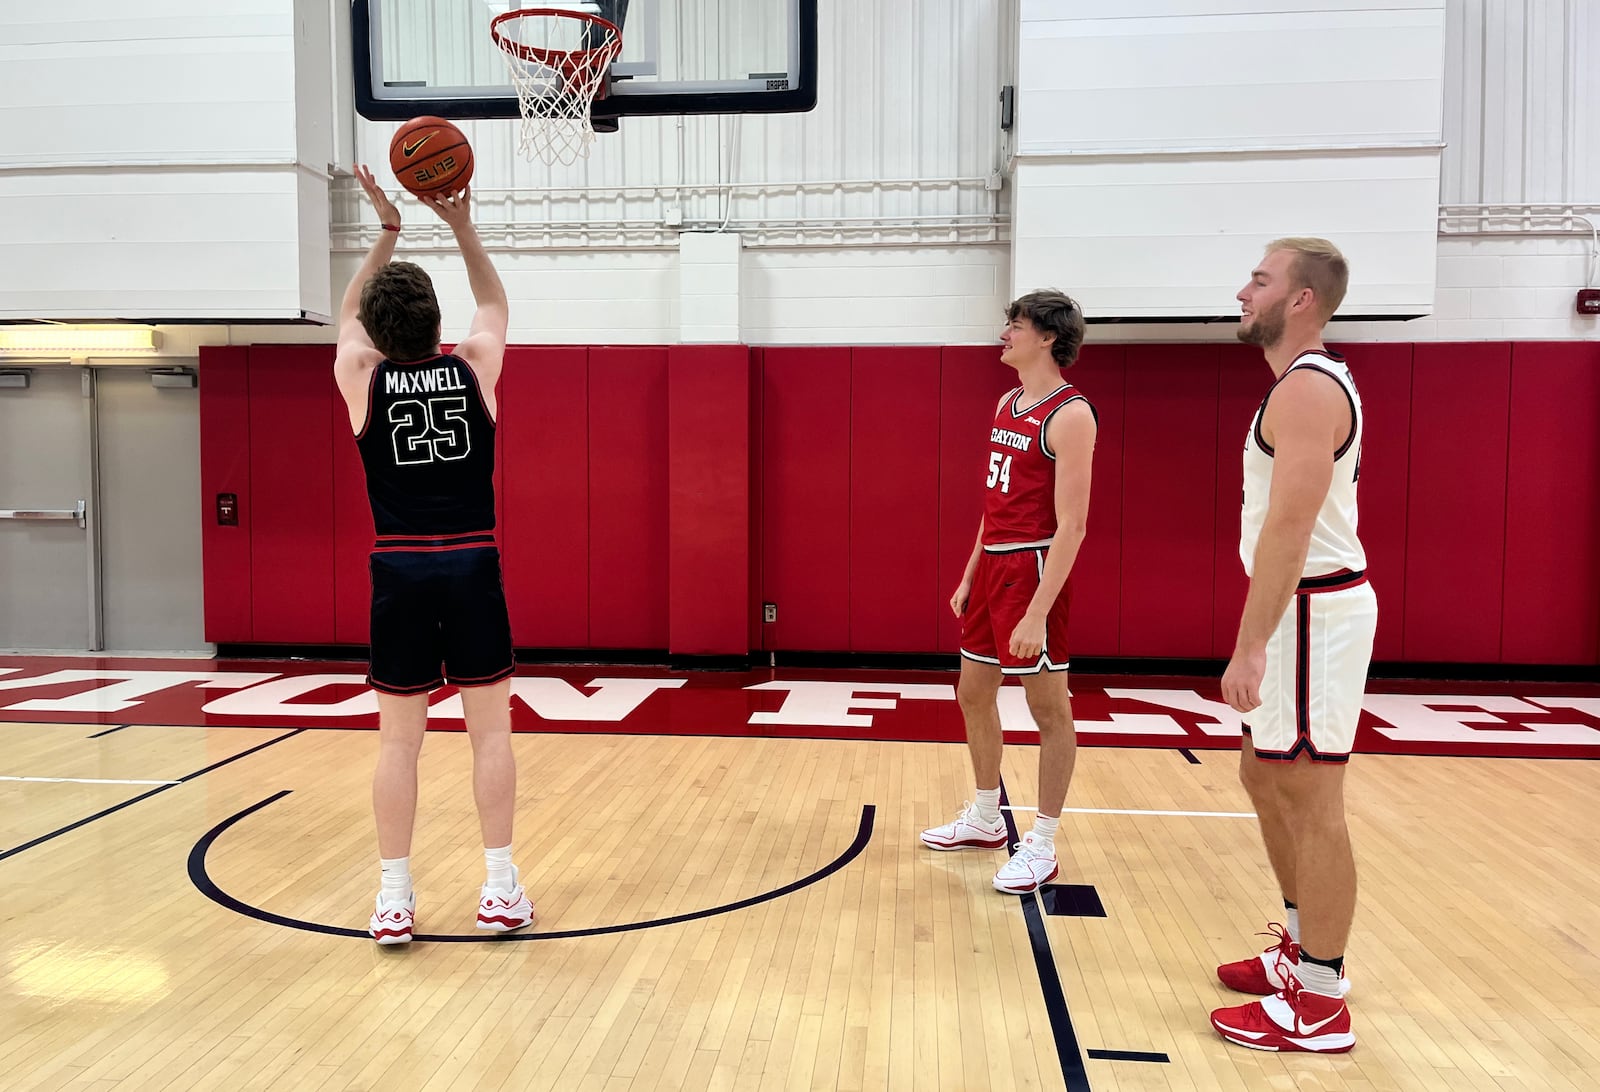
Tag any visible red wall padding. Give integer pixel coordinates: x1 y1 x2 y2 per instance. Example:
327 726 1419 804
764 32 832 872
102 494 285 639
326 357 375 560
667 345 751 656
500 347 589 648
1500 342 1600 663
1066 345 1127 658
849 348 943 652
587 347 670 649
246 347 336 644
198 347 253 643
761 348 852 651
1404 343 1513 661
937 347 1018 653
198 339 1600 667
1211 345 1267 656
1119 346 1220 657
331 367 374 646
1341 343 1413 662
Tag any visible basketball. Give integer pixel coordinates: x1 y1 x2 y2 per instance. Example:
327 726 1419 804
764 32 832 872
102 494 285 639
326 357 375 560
388 116 474 197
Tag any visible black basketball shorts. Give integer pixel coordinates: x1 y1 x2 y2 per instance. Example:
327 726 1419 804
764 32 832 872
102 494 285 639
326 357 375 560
367 546 515 695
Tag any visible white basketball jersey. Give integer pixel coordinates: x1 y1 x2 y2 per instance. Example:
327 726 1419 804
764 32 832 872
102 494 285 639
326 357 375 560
1240 351 1366 578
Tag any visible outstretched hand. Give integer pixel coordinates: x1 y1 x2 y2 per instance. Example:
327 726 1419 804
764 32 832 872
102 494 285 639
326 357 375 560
421 187 473 230
353 164 400 228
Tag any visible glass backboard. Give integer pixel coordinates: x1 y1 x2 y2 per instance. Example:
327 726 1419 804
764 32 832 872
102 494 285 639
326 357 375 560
353 0 818 121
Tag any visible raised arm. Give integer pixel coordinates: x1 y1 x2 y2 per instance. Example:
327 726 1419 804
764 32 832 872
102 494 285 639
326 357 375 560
333 166 402 425
420 188 509 394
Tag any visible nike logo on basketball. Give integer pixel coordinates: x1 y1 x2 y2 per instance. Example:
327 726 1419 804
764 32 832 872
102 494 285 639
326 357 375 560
402 135 434 157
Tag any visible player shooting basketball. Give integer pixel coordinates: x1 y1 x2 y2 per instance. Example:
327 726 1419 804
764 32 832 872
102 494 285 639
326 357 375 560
333 164 536 944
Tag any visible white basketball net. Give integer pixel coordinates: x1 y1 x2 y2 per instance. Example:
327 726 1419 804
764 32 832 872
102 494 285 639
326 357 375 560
491 8 622 166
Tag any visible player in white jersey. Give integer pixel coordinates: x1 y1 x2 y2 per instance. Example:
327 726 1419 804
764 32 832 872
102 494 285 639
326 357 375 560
1209 239 1377 1054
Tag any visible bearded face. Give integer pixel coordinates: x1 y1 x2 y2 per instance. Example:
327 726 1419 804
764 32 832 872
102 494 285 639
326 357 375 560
1236 294 1289 349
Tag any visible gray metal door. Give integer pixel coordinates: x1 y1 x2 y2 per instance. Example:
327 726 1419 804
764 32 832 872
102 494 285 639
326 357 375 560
96 365 205 652
0 367 92 650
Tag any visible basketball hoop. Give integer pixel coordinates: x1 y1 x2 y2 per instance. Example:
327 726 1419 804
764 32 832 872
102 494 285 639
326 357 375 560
491 7 622 166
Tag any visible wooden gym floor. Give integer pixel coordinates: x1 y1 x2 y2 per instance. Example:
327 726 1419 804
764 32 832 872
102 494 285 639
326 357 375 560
1 666 1598 1090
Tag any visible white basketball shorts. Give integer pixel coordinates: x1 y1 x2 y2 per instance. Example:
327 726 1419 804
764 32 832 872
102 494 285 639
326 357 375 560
1244 573 1377 763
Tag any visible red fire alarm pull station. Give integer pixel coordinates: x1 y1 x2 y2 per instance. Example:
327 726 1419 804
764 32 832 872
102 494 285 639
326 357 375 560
216 493 239 526
1578 289 1600 315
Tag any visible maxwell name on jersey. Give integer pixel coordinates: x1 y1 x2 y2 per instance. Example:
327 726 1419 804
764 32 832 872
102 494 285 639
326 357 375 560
385 365 469 396
990 427 1033 452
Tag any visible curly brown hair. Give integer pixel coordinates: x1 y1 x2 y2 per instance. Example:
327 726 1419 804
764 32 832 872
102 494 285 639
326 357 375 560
1007 289 1086 368
358 262 442 362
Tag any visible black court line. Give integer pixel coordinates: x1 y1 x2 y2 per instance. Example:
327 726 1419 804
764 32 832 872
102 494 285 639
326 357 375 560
0 729 307 864
1086 1049 1171 1063
1178 748 1201 765
87 724 133 739
998 777 1091 1092
190 792 875 942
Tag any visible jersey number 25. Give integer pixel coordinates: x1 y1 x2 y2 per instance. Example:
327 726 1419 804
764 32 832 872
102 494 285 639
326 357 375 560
390 397 471 465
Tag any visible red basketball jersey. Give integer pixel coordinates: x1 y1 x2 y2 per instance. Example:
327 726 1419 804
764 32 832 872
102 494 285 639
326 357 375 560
980 382 1092 546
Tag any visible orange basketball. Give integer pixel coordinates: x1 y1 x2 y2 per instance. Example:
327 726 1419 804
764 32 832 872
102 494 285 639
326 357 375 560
389 116 474 197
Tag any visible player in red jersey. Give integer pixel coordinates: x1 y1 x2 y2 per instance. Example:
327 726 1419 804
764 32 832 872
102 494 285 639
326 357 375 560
921 290 1098 894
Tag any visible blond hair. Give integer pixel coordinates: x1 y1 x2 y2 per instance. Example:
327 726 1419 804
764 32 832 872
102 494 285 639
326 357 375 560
1267 237 1349 321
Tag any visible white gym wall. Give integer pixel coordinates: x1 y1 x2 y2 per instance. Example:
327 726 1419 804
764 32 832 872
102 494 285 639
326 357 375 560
0 0 1592 346
0 0 335 323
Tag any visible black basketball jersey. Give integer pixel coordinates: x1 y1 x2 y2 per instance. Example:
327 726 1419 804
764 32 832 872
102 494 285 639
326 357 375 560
355 354 497 539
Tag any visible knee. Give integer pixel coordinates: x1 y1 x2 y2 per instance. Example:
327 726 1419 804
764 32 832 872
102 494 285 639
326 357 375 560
1024 693 1071 734
378 733 425 762
1238 757 1272 802
957 677 997 716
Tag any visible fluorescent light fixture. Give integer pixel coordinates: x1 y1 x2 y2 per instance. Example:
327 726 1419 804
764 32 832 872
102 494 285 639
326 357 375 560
0 327 162 354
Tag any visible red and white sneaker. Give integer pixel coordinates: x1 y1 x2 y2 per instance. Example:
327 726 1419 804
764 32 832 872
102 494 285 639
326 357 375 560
920 802 1008 851
476 868 538 933
369 892 415 945
1217 923 1350 997
1211 974 1354 1053
992 831 1060 893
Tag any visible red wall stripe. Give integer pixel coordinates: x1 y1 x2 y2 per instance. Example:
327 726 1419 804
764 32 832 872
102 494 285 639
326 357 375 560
761 348 852 651
1119 345 1220 657
849 348 942 652
246 346 336 643
1501 341 1600 663
587 346 670 649
1066 344 1127 658
331 374 375 646
197 346 253 643
667 345 752 656
500 347 589 648
1341 343 1413 662
1404 343 1512 661
1211 345 1268 657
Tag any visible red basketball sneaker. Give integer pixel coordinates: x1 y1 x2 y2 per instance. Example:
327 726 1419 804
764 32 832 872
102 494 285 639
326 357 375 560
1217 923 1349 996
1211 974 1354 1053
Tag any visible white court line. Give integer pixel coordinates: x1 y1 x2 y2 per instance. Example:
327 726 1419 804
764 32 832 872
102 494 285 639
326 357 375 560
0 775 181 786
1002 805 1257 819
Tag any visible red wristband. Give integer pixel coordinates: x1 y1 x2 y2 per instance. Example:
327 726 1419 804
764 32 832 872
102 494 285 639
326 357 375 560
381 223 400 233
